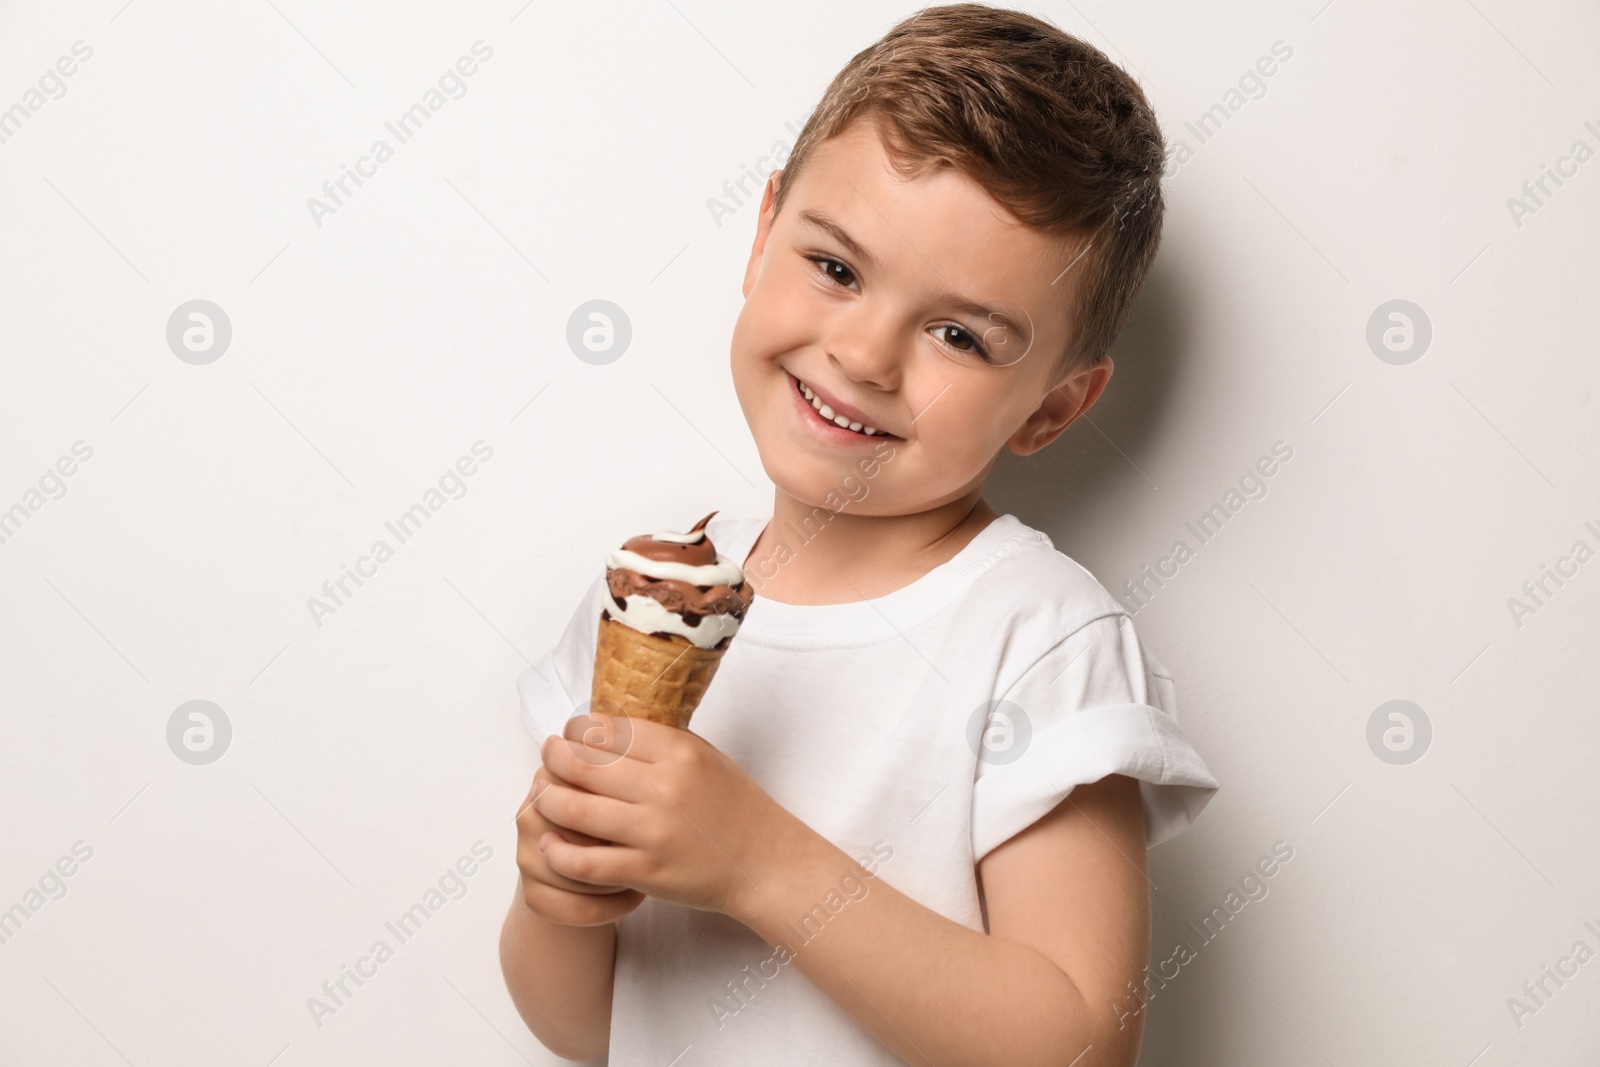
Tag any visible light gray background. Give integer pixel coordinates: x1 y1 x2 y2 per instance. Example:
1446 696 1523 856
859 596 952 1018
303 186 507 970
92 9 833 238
2 1 1596 1064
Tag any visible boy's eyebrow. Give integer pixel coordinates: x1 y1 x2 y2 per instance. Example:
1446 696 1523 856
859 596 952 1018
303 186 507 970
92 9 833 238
797 209 880 268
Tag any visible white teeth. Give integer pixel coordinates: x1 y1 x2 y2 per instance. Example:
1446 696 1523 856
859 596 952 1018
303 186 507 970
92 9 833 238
796 376 886 436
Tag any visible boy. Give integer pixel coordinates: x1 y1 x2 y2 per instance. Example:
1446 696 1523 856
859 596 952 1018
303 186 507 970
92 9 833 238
501 5 1219 1064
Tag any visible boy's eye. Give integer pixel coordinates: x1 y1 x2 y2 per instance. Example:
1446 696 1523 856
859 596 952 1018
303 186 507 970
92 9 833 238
808 255 857 288
933 324 991 361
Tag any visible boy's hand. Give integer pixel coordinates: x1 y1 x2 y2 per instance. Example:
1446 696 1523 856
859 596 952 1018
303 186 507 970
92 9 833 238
513 763 646 926
536 714 825 918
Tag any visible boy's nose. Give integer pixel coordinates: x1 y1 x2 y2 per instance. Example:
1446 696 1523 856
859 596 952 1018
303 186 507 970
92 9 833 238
824 303 905 390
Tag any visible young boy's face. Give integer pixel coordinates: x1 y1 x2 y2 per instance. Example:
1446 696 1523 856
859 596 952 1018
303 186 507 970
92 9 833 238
731 118 1109 517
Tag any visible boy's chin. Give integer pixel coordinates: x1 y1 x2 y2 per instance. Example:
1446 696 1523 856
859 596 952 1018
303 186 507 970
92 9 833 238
766 468 897 516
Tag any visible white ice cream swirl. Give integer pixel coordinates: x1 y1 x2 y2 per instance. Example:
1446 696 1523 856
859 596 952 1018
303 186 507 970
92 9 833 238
602 520 748 649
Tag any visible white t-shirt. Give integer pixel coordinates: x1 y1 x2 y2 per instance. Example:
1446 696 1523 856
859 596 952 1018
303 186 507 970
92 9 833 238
518 513 1219 1065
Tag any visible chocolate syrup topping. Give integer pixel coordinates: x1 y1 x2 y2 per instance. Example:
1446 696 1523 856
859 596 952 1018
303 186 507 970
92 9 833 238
619 511 720 565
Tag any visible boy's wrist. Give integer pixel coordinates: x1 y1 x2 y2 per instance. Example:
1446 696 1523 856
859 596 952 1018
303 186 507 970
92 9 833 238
727 823 860 940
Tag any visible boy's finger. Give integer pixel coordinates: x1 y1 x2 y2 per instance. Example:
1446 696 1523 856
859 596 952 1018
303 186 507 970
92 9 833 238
535 779 648 847
541 833 639 890
561 713 679 764
538 820 610 848
529 765 579 801
515 785 611 852
522 878 644 925
542 732 651 803
535 833 631 894
515 814 625 892
517 771 569 824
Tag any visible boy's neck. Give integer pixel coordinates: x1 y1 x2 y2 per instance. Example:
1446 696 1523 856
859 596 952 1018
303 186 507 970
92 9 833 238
744 489 999 606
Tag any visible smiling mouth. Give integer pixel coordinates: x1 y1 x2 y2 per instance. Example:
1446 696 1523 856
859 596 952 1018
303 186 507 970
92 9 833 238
790 373 895 438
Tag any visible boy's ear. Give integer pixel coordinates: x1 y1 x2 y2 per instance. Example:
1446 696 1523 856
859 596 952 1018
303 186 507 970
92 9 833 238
1007 355 1114 457
742 170 783 299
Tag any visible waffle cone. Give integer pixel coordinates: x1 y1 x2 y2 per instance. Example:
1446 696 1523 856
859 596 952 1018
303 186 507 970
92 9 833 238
590 615 727 729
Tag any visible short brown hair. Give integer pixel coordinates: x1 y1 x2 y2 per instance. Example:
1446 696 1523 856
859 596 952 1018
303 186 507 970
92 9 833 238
774 3 1165 376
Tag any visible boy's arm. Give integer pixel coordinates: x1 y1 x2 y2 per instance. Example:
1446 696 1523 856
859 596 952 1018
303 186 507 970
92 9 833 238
734 772 1150 1067
499 777 645 1061
497 888 618 1061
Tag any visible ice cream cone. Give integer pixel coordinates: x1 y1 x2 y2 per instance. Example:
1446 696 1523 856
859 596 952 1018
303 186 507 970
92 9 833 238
589 511 751 730
590 615 728 729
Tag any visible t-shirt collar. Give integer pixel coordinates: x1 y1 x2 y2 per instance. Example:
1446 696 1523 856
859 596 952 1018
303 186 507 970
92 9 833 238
719 512 1039 650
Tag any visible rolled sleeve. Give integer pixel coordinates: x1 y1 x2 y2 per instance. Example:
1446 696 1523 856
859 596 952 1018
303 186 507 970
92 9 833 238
971 615 1220 861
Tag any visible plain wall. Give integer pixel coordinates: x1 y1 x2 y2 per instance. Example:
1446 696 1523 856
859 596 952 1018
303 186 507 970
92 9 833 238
1 1 1596 1064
